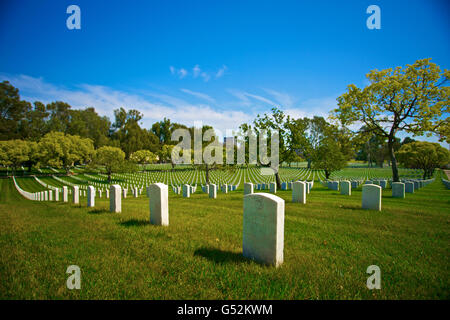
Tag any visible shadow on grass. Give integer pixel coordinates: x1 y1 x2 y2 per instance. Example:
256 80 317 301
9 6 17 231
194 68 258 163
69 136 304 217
340 204 362 211
119 219 149 227
194 247 249 265
88 208 110 215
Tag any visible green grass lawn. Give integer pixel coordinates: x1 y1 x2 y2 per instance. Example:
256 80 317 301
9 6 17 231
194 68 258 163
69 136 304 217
0 174 449 299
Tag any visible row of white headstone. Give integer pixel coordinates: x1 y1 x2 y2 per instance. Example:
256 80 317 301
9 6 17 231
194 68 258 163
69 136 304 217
325 178 434 198
16 178 425 268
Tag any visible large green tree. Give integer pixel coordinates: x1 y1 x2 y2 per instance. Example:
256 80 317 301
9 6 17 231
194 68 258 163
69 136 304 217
311 138 347 179
291 116 328 169
130 149 158 165
397 141 450 179
67 107 111 148
333 59 449 182
38 132 94 174
0 139 30 174
253 108 297 188
22 101 50 141
93 146 126 183
112 108 159 158
0 81 31 140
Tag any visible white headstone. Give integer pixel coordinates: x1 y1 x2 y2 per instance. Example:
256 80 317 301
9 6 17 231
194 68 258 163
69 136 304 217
149 183 169 226
292 181 306 204
182 184 190 198
243 193 285 267
405 182 414 193
340 180 351 196
244 182 254 195
110 185 122 213
362 184 382 211
392 182 405 198
209 183 217 199
331 181 339 191
73 186 79 204
87 186 95 207
270 182 277 193
63 186 68 202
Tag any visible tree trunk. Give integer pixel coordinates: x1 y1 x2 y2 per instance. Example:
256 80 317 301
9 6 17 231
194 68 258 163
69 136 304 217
307 159 312 169
205 164 210 185
108 172 112 184
325 170 330 179
275 171 281 189
388 139 400 182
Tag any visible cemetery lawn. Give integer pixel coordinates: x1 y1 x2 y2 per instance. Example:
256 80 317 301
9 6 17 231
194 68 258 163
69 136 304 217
0 177 449 300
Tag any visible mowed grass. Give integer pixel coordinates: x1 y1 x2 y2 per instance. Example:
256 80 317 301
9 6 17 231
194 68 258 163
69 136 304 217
0 175 449 300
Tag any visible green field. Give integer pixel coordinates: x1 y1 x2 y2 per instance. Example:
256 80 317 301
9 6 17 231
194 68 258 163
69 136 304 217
0 167 449 300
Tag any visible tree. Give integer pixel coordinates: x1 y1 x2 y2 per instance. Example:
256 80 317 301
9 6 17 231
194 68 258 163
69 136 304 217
334 59 449 182
254 108 297 188
159 144 175 167
0 81 31 140
312 139 347 179
130 149 158 165
396 141 450 179
22 101 50 141
67 107 111 148
291 116 328 168
0 139 30 175
401 137 416 145
190 125 225 185
93 146 126 183
111 108 159 158
38 132 94 174
23 140 39 172
46 101 72 133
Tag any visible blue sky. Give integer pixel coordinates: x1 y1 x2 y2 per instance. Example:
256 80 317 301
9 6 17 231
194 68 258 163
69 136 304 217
0 0 449 145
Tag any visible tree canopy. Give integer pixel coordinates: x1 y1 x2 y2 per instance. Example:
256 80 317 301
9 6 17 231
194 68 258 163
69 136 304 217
38 132 94 174
93 146 127 182
333 58 449 181
397 141 450 179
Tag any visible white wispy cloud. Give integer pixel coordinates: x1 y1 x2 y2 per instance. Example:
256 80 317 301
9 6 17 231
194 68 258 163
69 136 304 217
200 72 210 82
285 96 337 120
215 65 227 78
228 90 276 107
2 73 446 147
180 88 215 103
264 89 295 108
193 65 201 78
169 66 188 79
169 64 227 82
0 73 249 137
178 68 188 79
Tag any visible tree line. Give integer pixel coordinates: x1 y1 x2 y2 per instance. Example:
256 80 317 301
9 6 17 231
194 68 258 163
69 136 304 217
1 58 449 184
